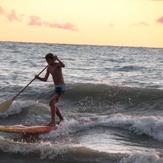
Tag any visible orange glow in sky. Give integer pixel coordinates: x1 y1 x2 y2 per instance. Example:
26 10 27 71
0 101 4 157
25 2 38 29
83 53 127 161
0 0 163 47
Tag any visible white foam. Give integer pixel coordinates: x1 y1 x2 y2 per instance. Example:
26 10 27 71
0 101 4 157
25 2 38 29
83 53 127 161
120 153 163 163
41 117 95 140
0 137 72 159
41 113 163 143
97 114 163 142
0 100 34 117
41 118 88 140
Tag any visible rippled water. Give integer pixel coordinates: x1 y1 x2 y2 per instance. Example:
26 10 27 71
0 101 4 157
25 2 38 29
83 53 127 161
0 42 163 88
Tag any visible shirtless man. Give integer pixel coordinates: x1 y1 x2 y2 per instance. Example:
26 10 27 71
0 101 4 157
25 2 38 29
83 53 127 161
35 53 65 126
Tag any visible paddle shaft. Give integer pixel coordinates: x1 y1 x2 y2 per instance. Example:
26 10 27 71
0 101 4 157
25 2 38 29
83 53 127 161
13 66 48 100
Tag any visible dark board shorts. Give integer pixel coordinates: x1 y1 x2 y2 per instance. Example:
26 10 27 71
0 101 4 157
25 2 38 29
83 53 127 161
54 84 65 96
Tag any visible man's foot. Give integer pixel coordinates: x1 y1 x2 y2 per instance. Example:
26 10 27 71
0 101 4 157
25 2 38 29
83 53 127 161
57 118 64 125
48 121 56 127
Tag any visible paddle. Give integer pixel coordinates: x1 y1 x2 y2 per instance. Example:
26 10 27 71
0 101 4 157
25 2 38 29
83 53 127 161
0 66 48 112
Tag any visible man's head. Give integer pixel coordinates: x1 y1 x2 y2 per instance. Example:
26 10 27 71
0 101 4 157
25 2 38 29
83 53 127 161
45 53 56 65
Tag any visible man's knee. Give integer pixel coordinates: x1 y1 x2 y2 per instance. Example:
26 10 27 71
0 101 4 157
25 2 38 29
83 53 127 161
49 96 59 106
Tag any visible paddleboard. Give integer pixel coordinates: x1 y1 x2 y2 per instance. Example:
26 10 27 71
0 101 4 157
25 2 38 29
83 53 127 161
0 124 56 135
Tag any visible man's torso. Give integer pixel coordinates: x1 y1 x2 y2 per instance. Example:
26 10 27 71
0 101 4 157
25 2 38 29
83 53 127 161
48 63 64 85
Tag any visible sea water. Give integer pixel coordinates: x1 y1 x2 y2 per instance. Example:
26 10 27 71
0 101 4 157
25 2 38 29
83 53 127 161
0 41 163 163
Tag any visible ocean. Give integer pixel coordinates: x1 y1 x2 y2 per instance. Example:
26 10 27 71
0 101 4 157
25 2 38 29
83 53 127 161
0 41 163 163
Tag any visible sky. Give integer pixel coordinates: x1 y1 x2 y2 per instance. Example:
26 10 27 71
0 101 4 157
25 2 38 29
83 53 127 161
0 0 163 48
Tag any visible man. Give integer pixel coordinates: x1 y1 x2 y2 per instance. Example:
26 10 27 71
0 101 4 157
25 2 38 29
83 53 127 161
35 53 65 126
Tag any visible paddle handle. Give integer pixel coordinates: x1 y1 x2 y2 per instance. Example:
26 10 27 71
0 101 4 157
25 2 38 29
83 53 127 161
13 66 48 100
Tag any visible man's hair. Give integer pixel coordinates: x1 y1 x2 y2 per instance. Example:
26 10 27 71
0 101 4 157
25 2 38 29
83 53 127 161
45 53 54 60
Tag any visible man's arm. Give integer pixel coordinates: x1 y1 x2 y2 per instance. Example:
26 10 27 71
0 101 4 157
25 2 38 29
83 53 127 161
35 68 49 82
56 56 65 67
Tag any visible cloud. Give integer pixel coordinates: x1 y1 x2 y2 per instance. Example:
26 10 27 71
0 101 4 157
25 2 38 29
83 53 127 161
108 23 114 27
157 16 163 24
28 15 77 31
138 22 149 26
0 6 77 31
0 6 22 22
0 6 4 14
6 10 21 22
46 22 77 31
28 16 43 26
131 21 149 27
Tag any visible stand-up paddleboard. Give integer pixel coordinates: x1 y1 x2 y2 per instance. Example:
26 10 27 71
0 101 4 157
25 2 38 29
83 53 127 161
0 124 56 135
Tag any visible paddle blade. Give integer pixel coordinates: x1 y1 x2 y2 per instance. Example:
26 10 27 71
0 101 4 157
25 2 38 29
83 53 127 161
0 98 13 112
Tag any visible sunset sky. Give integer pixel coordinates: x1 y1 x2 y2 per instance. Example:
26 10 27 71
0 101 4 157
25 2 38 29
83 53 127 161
0 0 163 47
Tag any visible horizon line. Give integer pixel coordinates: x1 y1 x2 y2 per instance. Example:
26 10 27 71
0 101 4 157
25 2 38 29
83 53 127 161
0 40 162 49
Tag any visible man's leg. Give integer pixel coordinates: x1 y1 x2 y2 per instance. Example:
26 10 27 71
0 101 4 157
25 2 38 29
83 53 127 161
49 95 59 125
56 106 64 121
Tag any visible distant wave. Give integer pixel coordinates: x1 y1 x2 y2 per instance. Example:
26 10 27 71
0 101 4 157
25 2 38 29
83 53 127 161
116 65 146 72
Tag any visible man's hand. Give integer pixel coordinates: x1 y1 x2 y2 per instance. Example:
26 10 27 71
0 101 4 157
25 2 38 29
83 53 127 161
54 55 58 61
54 55 65 67
35 75 39 79
35 68 49 82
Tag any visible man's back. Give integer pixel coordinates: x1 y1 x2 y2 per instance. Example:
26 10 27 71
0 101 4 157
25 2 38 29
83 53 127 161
48 63 64 85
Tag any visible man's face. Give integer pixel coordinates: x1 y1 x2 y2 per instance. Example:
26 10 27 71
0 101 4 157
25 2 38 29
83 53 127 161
46 58 54 65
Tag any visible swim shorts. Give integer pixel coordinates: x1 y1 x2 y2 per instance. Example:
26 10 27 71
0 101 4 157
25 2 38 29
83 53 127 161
54 84 65 96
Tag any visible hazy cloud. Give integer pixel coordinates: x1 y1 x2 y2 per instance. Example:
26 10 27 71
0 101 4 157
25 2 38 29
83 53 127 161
157 16 163 24
0 6 4 14
46 22 77 31
108 23 114 27
28 15 77 31
131 21 149 27
0 6 77 31
28 16 43 26
0 6 22 22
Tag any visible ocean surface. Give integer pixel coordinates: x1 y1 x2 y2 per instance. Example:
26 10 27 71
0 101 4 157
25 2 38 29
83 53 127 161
0 41 163 163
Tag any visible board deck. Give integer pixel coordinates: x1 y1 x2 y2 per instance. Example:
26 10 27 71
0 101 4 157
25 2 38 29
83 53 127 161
0 124 56 134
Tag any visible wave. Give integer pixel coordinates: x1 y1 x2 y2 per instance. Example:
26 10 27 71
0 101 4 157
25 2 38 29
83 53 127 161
97 114 163 142
39 113 163 143
0 100 50 126
2 83 163 104
1 83 163 123
41 113 163 143
66 83 163 100
116 65 146 72
120 153 163 163
1 110 163 143
0 137 124 162
62 83 163 114
0 132 162 163
40 117 96 140
0 137 74 159
0 100 34 118
0 113 163 162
